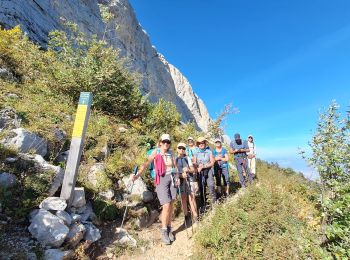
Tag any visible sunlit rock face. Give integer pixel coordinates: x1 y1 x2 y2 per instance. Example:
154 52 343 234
0 0 210 131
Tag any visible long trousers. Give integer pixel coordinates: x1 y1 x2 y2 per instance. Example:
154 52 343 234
198 168 216 209
248 157 256 175
235 157 253 187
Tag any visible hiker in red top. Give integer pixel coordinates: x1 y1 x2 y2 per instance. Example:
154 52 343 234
131 134 180 245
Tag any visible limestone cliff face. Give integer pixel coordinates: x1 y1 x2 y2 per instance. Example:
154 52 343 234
0 0 210 131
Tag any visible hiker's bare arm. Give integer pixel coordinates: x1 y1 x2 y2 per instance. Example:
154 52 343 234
223 153 229 162
230 148 236 154
132 150 156 180
203 154 215 168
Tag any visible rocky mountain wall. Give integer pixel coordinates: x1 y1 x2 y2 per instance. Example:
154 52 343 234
0 0 210 131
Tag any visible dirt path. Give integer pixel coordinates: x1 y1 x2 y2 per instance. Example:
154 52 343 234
119 215 196 260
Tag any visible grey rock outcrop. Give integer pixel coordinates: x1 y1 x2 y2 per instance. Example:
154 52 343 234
0 68 16 82
122 176 152 203
84 222 101 242
71 187 86 208
65 223 86 248
28 209 69 247
44 249 73 260
0 0 211 131
56 210 73 226
5 153 64 196
0 172 17 188
2 128 47 156
115 228 137 247
88 163 105 188
0 107 21 131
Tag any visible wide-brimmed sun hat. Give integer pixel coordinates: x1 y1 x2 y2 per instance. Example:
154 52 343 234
196 137 207 145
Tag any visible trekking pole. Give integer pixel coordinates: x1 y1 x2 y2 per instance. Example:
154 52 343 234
120 166 138 229
178 179 189 239
202 170 206 213
186 177 194 235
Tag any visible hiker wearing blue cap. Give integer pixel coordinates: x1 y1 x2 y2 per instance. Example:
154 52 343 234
230 133 253 187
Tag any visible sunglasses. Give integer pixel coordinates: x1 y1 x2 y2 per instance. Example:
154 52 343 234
178 147 186 150
198 142 205 145
162 140 171 144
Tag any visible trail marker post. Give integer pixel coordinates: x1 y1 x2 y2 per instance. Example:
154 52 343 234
60 92 93 206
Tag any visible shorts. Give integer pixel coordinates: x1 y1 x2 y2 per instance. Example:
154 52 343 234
155 174 177 205
179 178 199 196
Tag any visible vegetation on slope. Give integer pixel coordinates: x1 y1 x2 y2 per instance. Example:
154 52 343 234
194 160 330 259
0 26 198 220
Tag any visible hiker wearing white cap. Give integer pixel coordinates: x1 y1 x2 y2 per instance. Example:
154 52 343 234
213 138 230 197
230 133 253 188
247 135 257 178
176 142 199 227
194 137 216 213
131 134 179 245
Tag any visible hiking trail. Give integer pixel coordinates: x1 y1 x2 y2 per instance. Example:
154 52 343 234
121 216 195 260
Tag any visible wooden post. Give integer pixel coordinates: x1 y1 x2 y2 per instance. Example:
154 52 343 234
60 92 93 206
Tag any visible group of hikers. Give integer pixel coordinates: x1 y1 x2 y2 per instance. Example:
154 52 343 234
130 133 257 245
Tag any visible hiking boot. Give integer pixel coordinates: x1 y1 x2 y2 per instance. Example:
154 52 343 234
161 228 171 245
167 226 175 242
184 214 192 227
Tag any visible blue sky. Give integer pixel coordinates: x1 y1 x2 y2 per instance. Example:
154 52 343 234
129 0 350 179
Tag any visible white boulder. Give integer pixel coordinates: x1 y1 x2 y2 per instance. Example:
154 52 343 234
99 189 115 200
44 249 73 260
39 197 67 211
55 210 73 226
2 128 47 157
122 176 147 197
28 209 69 248
115 228 137 247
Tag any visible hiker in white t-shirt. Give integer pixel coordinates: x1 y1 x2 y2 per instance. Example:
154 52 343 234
247 135 257 178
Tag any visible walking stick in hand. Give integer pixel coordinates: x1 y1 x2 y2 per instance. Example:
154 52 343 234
120 165 138 229
178 180 189 239
186 177 194 235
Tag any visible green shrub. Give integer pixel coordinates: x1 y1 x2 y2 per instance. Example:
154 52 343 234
304 102 350 258
92 197 122 221
47 28 149 121
143 98 181 138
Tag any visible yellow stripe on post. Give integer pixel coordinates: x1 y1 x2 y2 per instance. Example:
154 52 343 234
72 104 88 138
